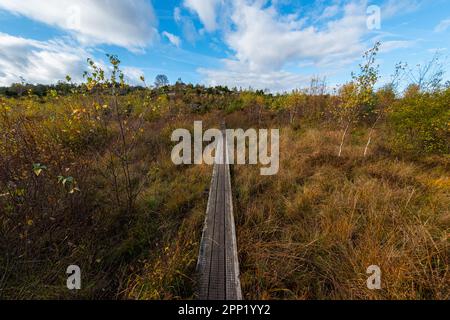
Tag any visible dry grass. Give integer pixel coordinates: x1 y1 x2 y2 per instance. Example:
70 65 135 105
233 126 449 300
0 94 211 299
123 162 210 299
1 91 447 300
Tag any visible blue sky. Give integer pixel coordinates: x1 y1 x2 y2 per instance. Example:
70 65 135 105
0 0 449 91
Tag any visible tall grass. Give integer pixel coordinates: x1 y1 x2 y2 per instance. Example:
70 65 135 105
0 55 448 299
233 125 449 299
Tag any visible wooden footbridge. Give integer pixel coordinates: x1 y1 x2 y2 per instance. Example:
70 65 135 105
196 126 242 300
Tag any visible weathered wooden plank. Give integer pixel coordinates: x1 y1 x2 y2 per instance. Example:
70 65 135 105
209 157 225 300
196 158 219 299
224 141 242 300
196 126 242 300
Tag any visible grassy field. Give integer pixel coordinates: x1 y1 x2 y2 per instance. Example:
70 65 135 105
0 54 448 299
233 125 449 299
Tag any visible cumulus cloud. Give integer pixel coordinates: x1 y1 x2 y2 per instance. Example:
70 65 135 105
163 31 182 47
0 0 422 90
183 0 222 32
199 0 374 91
225 1 368 72
0 0 158 51
0 33 87 86
122 66 146 85
199 66 311 92
0 33 147 86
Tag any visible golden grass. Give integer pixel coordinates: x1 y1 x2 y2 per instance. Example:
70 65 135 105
1 93 447 300
234 127 449 300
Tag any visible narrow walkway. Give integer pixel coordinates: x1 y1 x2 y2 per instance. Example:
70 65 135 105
196 127 242 300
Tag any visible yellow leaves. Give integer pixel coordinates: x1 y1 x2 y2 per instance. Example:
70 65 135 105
2 105 11 113
255 95 265 107
49 89 58 98
430 177 450 190
58 175 81 194
69 187 81 194
32 163 47 177
86 82 94 92
27 219 34 226
71 108 92 124
93 103 109 111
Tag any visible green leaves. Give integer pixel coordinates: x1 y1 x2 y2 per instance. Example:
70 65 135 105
30 165 81 194
388 88 450 155
58 175 73 186
335 42 381 124
107 54 121 67
32 163 47 177
49 89 58 98
58 175 80 194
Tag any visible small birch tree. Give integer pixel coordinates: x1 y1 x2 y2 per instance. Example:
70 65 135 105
334 42 380 157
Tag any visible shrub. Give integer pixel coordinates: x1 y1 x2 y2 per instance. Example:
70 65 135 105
388 88 450 155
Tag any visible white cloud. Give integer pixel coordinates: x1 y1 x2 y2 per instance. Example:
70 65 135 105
0 0 423 91
174 6 200 44
380 40 416 53
435 19 450 33
122 66 146 85
225 1 368 72
382 0 423 18
196 0 423 92
427 47 447 54
0 32 147 86
183 0 221 32
0 33 87 86
0 0 158 51
174 7 182 23
162 31 182 48
319 5 340 20
199 66 311 92
199 0 375 91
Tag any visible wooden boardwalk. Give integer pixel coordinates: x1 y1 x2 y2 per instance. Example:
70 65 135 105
196 127 242 300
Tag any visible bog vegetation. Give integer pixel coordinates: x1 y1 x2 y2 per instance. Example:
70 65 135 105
0 45 448 299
